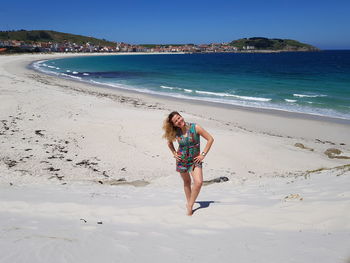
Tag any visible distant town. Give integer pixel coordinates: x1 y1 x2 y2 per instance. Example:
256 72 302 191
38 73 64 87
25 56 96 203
0 30 318 54
0 39 249 54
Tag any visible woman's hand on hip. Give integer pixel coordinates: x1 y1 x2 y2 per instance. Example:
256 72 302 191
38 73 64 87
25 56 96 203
194 155 204 164
173 152 181 161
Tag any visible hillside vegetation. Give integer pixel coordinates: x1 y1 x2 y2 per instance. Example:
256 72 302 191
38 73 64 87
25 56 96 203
230 37 318 51
1 30 319 52
0 30 116 46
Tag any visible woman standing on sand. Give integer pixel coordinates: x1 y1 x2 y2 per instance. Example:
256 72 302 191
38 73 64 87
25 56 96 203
163 111 214 216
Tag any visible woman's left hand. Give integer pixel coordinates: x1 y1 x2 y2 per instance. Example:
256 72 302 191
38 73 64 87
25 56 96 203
194 154 204 164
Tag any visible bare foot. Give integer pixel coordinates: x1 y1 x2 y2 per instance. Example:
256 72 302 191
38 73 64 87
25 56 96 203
186 203 193 216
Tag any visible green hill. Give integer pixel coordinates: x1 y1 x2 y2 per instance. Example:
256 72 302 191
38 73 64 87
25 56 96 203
0 31 319 52
230 37 318 51
0 30 116 46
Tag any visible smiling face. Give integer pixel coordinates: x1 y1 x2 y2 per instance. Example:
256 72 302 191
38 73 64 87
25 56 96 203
171 114 185 128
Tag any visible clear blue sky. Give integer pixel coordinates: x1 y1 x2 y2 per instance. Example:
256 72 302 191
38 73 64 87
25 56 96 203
1 0 349 49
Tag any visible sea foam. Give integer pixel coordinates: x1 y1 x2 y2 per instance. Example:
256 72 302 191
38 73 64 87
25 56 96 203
195 90 271 102
293 94 327 98
160 85 181 91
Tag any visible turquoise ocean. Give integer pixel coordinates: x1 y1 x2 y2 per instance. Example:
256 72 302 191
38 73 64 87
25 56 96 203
33 51 350 120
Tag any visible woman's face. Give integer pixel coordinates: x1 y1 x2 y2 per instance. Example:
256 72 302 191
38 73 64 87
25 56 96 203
171 114 185 128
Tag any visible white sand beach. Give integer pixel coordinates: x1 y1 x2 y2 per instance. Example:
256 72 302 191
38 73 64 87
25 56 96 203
0 53 349 263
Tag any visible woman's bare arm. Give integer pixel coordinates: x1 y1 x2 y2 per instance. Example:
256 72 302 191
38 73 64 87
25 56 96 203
167 141 181 161
194 125 214 163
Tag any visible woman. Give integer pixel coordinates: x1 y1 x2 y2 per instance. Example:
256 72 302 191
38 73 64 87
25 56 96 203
163 111 214 216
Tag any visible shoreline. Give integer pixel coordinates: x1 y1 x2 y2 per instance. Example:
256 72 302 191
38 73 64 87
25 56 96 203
30 53 350 125
23 53 350 144
1 52 348 177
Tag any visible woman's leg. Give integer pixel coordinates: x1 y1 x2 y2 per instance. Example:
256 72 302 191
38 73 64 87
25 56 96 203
188 166 203 215
180 172 192 206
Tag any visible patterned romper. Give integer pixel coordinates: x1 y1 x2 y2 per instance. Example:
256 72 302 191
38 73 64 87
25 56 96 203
176 123 202 172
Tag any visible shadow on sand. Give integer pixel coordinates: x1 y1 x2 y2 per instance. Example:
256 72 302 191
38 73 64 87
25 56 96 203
192 201 219 214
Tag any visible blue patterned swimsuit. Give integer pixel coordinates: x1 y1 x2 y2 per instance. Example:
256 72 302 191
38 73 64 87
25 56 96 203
176 123 202 172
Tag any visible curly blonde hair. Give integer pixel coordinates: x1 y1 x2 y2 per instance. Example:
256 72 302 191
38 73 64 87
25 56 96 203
162 111 181 142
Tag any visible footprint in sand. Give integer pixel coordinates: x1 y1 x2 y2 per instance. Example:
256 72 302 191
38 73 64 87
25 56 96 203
294 143 314 151
324 148 350 159
284 193 303 201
